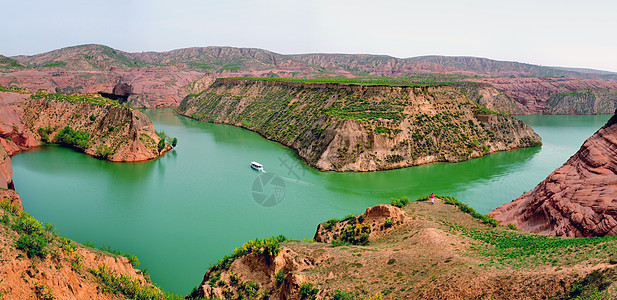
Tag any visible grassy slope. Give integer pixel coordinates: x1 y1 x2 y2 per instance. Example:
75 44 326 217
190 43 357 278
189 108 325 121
196 196 617 299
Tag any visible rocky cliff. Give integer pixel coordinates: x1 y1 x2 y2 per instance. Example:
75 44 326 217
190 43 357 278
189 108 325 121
490 112 617 237
188 198 617 299
478 77 617 114
177 79 541 171
0 89 169 162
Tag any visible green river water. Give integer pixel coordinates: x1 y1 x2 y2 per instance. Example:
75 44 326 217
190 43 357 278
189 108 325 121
10 110 611 294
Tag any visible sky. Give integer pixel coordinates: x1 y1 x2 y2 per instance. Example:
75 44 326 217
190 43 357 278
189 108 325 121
2 0 616 72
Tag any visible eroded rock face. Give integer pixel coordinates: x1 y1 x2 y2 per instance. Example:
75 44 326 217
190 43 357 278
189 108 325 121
490 113 617 237
0 68 208 108
0 90 168 162
177 79 542 171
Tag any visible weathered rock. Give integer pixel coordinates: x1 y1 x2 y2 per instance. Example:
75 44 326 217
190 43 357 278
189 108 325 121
490 112 617 237
177 79 541 171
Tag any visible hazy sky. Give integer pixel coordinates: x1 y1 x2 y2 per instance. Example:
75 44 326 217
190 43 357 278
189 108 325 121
2 0 616 71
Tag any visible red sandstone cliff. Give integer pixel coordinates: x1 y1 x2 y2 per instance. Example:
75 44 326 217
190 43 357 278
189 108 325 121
0 90 169 162
490 112 617 237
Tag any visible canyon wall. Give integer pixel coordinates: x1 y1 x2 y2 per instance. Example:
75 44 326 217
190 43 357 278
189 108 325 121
490 112 617 237
177 79 541 171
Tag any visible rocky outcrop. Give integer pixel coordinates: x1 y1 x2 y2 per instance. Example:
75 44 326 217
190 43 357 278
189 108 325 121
490 112 617 237
22 94 169 162
0 90 169 162
0 68 208 108
189 199 617 300
177 79 541 171
0 143 14 190
477 77 617 114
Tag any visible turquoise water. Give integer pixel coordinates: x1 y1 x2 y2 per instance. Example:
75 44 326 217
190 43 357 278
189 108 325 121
10 110 611 294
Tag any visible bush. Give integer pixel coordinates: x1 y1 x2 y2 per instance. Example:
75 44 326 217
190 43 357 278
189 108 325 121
390 196 409 208
37 126 54 142
211 235 288 271
275 270 285 285
333 289 354 299
341 223 371 246
96 145 114 159
89 114 96 121
54 126 90 150
300 282 319 299
384 218 394 228
16 233 48 258
322 218 339 231
89 265 163 300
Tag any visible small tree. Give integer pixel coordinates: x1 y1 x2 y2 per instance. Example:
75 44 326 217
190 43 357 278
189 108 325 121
157 138 165 154
171 137 178 148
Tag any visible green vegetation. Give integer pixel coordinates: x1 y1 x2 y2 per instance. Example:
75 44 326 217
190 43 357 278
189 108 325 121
33 283 55 300
417 194 498 227
89 265 163 300
95 144 114 159
384 218 394 228
300 282 319 299
40 61 67 68
37 126 55 142
332 289 355 300
210 235 288 271
390 196 409 208
31 91 126 108
157 138 166 154
275 269 286 285
225 76 484 88
0 84 28 93
82 240 140 267
341 223 371 246
54 126 90 150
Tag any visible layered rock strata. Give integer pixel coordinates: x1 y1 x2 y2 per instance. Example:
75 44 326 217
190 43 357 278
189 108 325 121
490 112 617 237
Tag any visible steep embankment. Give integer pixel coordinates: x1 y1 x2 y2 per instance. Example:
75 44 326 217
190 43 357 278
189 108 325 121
479 77 617 114
0 89 169 162
490 112 617 237
189 197 617 299
0 194 163 299
177 79 541 171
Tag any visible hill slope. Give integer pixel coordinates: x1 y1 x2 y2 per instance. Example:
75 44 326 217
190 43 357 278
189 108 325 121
189 197 617 299
177 78 540 171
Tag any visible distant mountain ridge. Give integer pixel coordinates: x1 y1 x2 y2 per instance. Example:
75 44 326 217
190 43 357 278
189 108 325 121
3 44 617 114
7 44 617 81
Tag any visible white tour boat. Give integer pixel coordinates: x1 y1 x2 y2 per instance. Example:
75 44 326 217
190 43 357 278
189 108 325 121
251 161 264 172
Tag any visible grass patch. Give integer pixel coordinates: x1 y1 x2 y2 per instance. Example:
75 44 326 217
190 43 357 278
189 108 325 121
210 235 288 271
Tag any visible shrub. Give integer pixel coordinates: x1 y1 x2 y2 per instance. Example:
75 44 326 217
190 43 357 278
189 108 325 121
157 138 165 154
37 126 54 142
171 137 178 147
507 224 518 230
390 196 409 208
300 282 319 298
54 126 90 150
384 218 394 228
211 235 288 271
333 289 354 299
275 270 285 285
322 218 339 231
16 233 48 258
341 223 371 246
342 213 356 223
89 265 163 300
12 211 43 235
96 145 114 159
89 114 96 121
